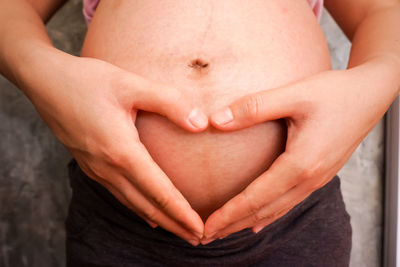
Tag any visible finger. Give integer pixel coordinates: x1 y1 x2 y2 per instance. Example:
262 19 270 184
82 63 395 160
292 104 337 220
98 110 204 242
210 85 302 131
97 178 158 228
92 171 201 246
252 207 293 234
251 175 333 234
109 177 201 246
214 188 311 240
77 164 159 228
204 153 304 239
118 141 205 239
126 75 208 132
79 159 201 244
209 127 352 237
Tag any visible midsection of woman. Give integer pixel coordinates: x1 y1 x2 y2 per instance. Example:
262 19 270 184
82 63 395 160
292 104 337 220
81 0 331 220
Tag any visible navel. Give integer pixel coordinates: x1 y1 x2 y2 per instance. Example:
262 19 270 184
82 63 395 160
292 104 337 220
188 58 209 70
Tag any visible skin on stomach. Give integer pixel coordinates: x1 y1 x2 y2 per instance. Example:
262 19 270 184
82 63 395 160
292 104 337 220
81 0 331 220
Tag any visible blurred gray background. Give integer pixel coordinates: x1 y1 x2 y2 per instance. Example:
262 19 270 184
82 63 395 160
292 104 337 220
0 1 384 266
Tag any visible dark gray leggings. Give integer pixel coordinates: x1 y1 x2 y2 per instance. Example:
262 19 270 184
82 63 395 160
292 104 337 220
65 159 352 267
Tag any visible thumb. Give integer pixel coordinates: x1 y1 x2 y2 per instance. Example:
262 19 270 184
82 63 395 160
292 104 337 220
210 86 300 131
123 74 208 132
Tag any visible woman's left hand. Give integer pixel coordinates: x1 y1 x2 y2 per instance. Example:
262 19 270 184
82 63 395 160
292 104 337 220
201 58 399 244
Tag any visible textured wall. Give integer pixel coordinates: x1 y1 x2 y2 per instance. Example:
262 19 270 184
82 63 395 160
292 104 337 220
320 11 384 267
0 2 384 267
0 1 84 266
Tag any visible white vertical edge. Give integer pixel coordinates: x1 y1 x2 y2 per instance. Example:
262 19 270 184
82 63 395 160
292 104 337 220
384 96 400 267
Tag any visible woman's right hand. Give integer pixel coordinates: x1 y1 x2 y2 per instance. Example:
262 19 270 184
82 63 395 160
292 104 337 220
20 50 208 245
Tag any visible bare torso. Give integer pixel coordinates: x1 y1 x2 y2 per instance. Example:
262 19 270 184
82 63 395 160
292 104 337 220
81 0 331 220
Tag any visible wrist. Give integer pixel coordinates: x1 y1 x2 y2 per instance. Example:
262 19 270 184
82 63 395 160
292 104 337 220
347 55 400 96
13 43 75 98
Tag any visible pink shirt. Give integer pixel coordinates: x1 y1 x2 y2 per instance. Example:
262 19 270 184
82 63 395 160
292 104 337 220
83 0 324 25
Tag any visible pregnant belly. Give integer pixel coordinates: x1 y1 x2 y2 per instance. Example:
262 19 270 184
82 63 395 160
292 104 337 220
81 0 331 220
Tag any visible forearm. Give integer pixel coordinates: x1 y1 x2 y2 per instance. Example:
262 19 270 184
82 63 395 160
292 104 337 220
346 3 400 95
0 0 68 90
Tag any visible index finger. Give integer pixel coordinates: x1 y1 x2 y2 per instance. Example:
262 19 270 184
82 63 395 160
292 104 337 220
203 153 303 238
210 84 301 131
122 142 204 238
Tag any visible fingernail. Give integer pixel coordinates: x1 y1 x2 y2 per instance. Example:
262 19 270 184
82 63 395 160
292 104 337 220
188 239 200 246
188 108 208 129
253 226 264 234
200 238 216 245
149 222 158 228
192 231 203 239
144 219 158 228
212 108 233 125
218 234 228 240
